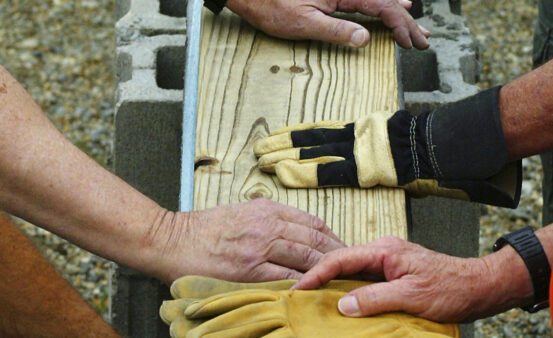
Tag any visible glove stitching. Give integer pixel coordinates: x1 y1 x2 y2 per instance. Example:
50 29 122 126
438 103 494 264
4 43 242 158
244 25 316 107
410 116 420 179
426 110 443 178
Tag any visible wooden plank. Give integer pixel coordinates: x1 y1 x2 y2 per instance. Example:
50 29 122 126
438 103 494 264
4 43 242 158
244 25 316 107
194 9 407 245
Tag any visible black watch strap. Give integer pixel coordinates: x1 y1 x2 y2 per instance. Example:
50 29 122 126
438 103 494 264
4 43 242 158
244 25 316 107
204 0 226 14
493 226 551 312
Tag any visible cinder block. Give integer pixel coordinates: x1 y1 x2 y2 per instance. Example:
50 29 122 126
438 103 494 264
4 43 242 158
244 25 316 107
114 35 185 209
116 34 186 101
401 0 479 113
116 0 186 45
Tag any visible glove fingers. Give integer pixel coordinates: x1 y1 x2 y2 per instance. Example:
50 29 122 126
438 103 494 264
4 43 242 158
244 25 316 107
170 276 295 299
275 159 359 188
185 290 278 319
161 299 198 324
270 120 347 135
300 141 354 160
254 123 354 156
258 148 300 173
169 314 203 338
260 151 345 174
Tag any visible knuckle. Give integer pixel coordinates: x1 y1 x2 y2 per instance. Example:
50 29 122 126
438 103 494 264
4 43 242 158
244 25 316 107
310 230 329 250
283 269 299 280
270 221 287 237
253 198 273 208
379 235 404 247
302 247 319 268
331 20 349 37
356 287 379 312
309 215 328 232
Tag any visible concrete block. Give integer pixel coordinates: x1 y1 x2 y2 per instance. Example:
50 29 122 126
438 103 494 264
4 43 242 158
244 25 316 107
116 0 186 45
114 35 185 208
401 0 479 113
116 34 186 102
112 267 172 337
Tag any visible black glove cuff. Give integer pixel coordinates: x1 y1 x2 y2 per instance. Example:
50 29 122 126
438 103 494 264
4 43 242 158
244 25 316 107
387 87 522 208
493 226 551 313
204 0 226 14
430 86 506 180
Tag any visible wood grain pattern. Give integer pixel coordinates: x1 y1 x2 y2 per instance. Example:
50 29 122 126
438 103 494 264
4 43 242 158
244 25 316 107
194 9 407 245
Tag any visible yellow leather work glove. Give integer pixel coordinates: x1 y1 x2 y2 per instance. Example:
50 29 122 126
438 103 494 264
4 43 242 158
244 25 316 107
160 276 297 335
160 276 366 337
183 288 460 338
160 277 459 338
254 87 522 208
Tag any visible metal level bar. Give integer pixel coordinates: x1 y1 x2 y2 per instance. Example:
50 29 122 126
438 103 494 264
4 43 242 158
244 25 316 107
179 0 203 211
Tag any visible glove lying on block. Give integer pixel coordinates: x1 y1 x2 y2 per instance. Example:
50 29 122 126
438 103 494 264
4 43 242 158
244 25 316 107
254 87 521 208
160 276 365 336
160 276 460 338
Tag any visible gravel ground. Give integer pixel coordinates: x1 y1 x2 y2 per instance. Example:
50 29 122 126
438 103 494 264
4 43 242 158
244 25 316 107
0 0 550 336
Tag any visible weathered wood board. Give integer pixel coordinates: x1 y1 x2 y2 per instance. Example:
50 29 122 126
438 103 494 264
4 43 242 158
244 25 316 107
194 9 407 245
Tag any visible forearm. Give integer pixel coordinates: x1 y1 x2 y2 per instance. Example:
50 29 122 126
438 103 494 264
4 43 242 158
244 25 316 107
500 59 553 161
0 66 172 278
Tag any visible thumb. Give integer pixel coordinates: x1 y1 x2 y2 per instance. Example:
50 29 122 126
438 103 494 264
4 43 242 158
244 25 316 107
338 281 407 317
300 10 370 48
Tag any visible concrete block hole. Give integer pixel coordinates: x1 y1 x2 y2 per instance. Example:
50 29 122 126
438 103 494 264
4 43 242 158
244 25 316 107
116 0 131 20
400 48 440 92
160 0 187 18
156 46 185 90
409 0 424 19
116 52 132 83
449 0 462 15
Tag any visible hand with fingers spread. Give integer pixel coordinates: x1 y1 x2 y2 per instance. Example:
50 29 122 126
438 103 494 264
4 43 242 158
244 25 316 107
294 236 535 323
226 0 430 49
154 198 345 283
254 88 522 208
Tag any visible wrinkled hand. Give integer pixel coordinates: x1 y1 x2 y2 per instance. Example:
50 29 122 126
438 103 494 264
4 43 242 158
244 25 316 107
227 0 430 49
148 199 345 284
294 236 533 322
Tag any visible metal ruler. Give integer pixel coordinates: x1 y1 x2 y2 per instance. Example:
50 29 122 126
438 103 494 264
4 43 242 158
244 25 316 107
179 0 203 212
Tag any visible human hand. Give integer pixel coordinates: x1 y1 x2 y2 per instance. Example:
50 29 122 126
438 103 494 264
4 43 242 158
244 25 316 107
294 236 534 322
146 199 345 284
226 0 430 49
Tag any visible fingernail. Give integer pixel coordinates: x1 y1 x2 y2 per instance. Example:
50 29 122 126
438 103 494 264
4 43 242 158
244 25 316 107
338 295 361 316
350 29 369 48
419 24 431 36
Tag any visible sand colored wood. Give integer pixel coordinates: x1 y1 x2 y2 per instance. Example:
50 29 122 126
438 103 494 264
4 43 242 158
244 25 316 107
193 9 407 245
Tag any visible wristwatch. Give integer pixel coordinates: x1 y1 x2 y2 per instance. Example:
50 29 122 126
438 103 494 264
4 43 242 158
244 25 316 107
204 0 226 14
493 226 551 312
